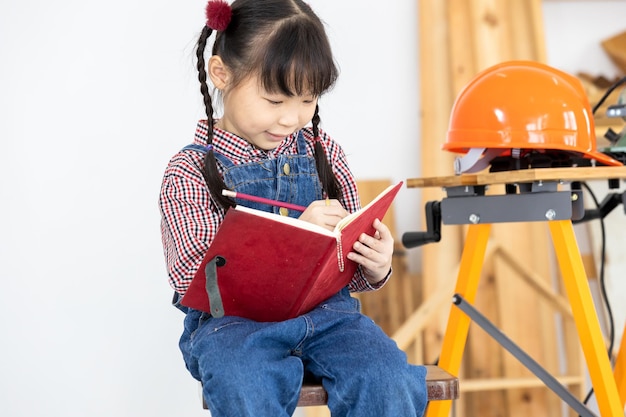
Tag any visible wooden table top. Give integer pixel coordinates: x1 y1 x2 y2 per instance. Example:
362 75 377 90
406 167 626 188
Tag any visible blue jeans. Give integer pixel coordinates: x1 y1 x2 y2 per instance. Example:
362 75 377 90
179 288 427 416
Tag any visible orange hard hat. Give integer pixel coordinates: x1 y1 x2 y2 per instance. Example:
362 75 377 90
444 60 621 173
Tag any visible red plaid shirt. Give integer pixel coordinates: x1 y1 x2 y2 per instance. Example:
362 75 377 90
159 120 383 296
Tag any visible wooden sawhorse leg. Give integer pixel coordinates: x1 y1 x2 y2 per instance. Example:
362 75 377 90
427 221 623 417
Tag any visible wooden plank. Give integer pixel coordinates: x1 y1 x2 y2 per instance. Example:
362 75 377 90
491 199 553 417
392 271 458 350
470 0 512 67
494 246 573 317
407 166 626 188
302 406 329 417
525 0 547 61
356 180 398 236
507 0 547 61
494 235 570 415
461 375 585 392
448 0 477 93
463 240 507 416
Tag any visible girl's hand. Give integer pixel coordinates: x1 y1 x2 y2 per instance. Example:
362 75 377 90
298 199 348 231
347 219 394 285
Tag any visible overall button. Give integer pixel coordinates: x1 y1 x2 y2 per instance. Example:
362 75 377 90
279 207 289 216
283 163 291 175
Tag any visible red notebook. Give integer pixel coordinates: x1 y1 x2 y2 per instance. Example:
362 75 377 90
181 181 403 322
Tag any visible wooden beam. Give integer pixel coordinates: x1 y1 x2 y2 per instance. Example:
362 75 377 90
460 375 584 392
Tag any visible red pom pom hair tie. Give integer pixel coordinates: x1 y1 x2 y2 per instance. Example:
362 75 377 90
205 0 232 31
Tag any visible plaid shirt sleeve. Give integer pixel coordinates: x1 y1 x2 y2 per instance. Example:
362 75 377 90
316 129 390 293
159 151 225 295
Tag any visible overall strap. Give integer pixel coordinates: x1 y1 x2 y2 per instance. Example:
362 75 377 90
295 130 309 155
181 144 211 153
181 143 234 168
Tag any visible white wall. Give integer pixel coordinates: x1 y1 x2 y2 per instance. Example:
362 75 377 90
0 1 624 416
544 0 626 80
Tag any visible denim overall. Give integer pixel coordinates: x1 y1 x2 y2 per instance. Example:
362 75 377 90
178 132 427 417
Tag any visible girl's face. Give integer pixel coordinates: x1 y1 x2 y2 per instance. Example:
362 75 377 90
217 74 318 151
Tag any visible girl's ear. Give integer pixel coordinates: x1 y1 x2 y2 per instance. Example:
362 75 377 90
208 56 229 89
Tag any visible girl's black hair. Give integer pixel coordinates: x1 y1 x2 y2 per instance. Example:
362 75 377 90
196 0 341 210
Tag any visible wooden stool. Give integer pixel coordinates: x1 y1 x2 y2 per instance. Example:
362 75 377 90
297 365 458 407
202 365 459 409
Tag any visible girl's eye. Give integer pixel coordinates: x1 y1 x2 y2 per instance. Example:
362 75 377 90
265 98 282 105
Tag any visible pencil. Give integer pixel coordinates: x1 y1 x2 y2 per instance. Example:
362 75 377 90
222 190 308 212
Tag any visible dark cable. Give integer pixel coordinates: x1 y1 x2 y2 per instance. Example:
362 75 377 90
578 182 615 411
592 76 626 115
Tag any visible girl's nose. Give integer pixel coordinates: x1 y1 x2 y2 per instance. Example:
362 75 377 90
278 107 299 127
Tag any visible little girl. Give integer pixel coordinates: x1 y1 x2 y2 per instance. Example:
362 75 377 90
159 0 427 415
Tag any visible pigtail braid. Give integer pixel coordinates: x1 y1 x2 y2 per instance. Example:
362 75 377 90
197 26 215 134
312 105 342 200
196 26 236 211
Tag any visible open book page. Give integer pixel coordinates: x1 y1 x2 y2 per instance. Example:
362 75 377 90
234 181 403 237
233 205 335 237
